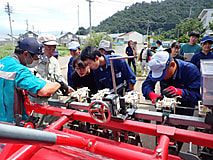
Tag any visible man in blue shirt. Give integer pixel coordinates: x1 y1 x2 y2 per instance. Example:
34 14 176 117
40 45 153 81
142 51 201 116
81 46 136 93
0 37 62 123
67 41 81 87
191 36 213 71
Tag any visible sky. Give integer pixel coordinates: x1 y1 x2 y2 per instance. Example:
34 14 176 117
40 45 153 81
0 0 156 35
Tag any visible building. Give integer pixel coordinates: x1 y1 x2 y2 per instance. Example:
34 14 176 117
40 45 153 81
198 9 213 36
118 31 147 44
21 31 39 39
0 33 12 44
57 32 78 46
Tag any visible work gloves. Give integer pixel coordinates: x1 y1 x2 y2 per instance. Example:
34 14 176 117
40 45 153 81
55 79 69 96
149 92 163 104
162 86 182 98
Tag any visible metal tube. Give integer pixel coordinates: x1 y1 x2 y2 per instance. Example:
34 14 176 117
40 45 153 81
109 58 117 94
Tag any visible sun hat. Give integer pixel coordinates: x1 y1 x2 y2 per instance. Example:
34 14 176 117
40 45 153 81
148 51 171 81
38 33 59 45
98 40 114 53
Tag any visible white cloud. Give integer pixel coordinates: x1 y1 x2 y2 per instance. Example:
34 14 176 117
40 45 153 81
0 0 156 35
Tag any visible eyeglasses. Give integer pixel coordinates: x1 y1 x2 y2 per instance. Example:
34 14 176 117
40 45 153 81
75 67 85 71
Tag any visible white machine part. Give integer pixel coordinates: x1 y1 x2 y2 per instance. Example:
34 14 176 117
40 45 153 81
91 88 111 100
198 100 211 116
155 96 181 114
70 87 90 102
123 90 140 105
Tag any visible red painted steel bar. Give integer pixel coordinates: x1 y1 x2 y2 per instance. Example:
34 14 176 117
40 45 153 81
153 135 170 160
23 99 213 149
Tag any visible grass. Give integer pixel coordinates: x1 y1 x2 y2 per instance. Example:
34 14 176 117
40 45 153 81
0 43 15 59
0 43 70 59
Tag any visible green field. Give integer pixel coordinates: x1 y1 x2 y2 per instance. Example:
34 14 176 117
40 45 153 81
0 43 70 59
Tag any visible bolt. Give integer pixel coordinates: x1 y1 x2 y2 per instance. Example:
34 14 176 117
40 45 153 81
88 141 93 148
156 148 162 156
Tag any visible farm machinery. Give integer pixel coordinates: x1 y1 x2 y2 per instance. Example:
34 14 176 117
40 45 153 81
0 84 212 160
0 58 213 160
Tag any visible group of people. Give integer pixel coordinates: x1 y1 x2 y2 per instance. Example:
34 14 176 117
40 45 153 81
0 31 213 142
0 35 136 124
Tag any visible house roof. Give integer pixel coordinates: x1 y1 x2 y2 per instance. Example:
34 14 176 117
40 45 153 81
198 9 213 19
0 32 12 41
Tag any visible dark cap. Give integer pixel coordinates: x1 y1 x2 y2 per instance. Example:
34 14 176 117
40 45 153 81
18 37 43 55
200 36 213 44
98 40 115 53
53 49 60 56
156 40 162 45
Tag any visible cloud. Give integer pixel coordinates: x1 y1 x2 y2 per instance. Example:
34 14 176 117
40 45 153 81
1 0 155 35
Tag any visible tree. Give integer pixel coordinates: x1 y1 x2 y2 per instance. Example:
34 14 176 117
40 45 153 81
82 31 113 48
177 34 189 43
76 27 87 35
175 17 207 37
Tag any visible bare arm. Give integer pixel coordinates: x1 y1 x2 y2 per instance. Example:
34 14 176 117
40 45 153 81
37 82 60 96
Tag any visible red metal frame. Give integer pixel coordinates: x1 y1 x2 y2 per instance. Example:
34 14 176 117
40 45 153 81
0 90 213 159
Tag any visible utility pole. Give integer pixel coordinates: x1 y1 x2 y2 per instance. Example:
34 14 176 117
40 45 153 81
188 0 193 19
5 2 14 46
146 20 149 44
78 5 80 36
86 0 92 36
25 19 29 32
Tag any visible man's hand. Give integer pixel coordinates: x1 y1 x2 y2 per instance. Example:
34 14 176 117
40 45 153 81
162 86 182 98
149 92 163 104
55 79 69 96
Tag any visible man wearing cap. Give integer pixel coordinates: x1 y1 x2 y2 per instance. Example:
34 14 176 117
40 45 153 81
179 31 202 61
98 40 115 55
139 42 152 76
142 51 201 152
191 36 213 71
81 46 136 95
0 37 62 123
67 41 81 87
155 40 163 52
53 49 60 59
142 51 201 115
31 33 73 105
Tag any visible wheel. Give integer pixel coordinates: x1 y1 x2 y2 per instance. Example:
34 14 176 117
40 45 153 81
89 100 111 123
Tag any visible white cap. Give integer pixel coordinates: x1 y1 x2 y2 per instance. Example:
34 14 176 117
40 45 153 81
148 51 171 81
38 33 59 45
68 41 80 50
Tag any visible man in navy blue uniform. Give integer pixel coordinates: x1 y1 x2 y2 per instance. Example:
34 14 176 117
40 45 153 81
142 51 201 152
81 46 136 93
191 36 213 71
142 51 201 116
